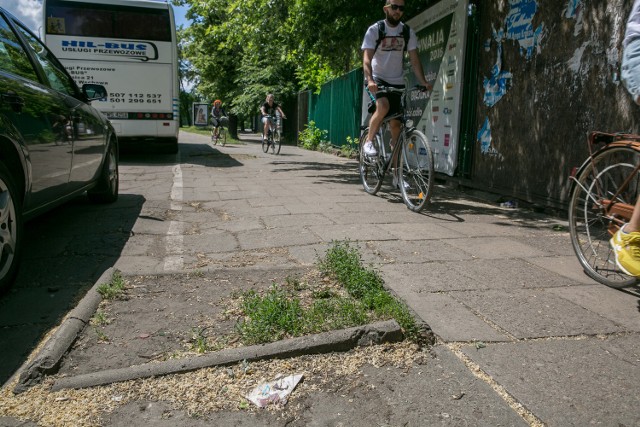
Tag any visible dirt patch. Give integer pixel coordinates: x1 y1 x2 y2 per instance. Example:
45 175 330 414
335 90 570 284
58 267 310 377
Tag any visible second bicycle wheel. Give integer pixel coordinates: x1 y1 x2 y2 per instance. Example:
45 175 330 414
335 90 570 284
399 130 434 212
358 129 383 195
273 130 281 154
569 145 640 288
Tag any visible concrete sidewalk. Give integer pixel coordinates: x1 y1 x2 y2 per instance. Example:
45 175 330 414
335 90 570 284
153 132 640 425
2 131 640 426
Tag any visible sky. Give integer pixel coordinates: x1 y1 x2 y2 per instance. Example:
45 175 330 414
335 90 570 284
0 0 190 36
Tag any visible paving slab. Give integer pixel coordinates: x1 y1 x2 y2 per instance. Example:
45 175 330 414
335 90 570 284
452 288 626 339
525 255 597 284
548 284 640 331
445 236 550 259
380 258 580 292
387 289 509 342
461 336 640 426
237 227 321 250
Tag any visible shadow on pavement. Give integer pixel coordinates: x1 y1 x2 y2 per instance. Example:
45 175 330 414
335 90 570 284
0 194 144 385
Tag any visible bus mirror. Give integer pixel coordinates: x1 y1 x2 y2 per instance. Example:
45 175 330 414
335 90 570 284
82 84 107 101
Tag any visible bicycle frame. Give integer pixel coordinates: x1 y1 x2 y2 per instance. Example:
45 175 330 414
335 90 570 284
359 85 434 212
366 86 418 176
570 132 640 226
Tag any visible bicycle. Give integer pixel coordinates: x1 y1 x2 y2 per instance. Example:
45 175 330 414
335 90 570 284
261 114 282 154
211 117 227 146
358 85 435 212
568 130 640 288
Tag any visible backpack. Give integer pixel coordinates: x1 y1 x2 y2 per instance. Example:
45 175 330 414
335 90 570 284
374 20 411 53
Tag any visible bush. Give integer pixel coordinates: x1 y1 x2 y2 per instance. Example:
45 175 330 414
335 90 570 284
298 121 329 150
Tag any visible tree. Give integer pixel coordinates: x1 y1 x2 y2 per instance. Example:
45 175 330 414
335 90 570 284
174 0 432 113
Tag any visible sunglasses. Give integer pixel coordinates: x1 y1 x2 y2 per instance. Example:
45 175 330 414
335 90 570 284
387 4 405 11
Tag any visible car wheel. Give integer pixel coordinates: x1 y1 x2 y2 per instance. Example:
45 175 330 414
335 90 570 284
0 162 22 294
87 141 119 203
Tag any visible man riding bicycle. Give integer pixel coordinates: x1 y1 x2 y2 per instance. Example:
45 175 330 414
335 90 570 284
210 99 226 139
361 0 431 163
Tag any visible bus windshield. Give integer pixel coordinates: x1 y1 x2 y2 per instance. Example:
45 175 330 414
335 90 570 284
45 2 171 41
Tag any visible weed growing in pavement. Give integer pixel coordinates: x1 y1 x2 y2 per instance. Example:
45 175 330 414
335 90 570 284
238 286 304 344
190 327 212 353
318 240 420 341
97 270 126 300
93 327 109 342
90 310 110 326
341 135 359 158
235 240 420 345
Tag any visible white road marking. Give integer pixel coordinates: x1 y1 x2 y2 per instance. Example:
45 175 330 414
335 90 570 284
164 163 184 271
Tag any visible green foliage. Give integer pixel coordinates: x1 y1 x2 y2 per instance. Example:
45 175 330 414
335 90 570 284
341 135 359 158
298 121 329 151
234 240 421 345
176 0 431 108
97 270 126 300
319 241 420 341
238 286 304 344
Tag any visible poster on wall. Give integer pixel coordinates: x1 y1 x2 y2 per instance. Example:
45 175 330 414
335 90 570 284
407 0 469 176
193 103 209 126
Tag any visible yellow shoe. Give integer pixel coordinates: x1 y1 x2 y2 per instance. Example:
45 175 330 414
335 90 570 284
610 227 640 276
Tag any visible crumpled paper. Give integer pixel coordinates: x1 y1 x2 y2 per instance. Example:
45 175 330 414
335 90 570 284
245 374 303 408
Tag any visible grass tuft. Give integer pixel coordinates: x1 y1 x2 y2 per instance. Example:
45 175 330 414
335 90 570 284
97 270 126 300
235 240 421 345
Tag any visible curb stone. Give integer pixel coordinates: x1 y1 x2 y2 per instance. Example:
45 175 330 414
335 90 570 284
51 319 404 391
12 268 115 394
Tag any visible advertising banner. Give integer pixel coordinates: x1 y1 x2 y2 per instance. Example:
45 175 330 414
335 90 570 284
193 103 209 127
407 0 469 176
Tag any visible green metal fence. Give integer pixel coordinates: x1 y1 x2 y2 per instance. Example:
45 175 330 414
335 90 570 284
307 68 364 147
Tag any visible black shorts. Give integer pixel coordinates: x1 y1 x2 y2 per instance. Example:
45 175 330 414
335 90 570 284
375 78 404 118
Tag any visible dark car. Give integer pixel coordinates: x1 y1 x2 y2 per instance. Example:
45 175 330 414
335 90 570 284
0 7 118 293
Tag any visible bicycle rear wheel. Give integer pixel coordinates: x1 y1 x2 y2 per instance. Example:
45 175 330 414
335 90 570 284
211 127 217 145
569 145 640 288
273 130 281 154
399 130 434 212
262 134 269 153
358 129 383 195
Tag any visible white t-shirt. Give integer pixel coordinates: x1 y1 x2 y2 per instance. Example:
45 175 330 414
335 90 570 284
361 21 418 85
625 0 640 47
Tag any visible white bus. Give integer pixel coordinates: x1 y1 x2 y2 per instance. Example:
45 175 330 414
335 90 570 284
43 0 180 153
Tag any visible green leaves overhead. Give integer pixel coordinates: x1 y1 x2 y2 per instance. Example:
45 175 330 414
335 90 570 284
175 0 428 117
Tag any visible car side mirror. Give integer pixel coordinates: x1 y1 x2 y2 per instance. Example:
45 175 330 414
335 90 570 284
82 84 107 101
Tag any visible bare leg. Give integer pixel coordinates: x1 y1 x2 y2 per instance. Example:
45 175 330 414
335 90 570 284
624 197 640 232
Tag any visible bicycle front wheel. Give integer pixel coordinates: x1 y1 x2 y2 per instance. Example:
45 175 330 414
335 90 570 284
399 130 434 212
273 130 281 154
569 145 640 288
220 128 226 146
262 135 269 153
358 129 383 195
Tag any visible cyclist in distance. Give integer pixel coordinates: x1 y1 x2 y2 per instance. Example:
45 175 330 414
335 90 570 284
260 94 286 142
210 99 226 139
611 0 640 276
361 0 431 160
